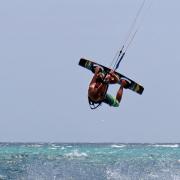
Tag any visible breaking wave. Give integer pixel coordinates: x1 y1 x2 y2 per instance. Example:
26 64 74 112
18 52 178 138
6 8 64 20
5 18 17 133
64 150 88 158
150 144 179 148
111 144 126 148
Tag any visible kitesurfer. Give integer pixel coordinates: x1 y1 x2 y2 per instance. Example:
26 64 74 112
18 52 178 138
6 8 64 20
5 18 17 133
88 66 127 107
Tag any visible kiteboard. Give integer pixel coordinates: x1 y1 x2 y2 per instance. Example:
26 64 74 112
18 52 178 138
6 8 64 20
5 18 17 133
79 58 144 95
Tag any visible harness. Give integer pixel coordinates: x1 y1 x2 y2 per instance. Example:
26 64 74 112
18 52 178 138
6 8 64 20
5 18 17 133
88 97 103 110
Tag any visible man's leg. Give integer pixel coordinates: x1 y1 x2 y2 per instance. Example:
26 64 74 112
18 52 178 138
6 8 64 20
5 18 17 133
103 79 127 107
116 79 127 103
103 94 120 107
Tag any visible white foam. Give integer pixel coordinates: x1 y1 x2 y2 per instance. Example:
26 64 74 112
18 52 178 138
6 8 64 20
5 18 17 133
151 144 179 148
65 150 88 158
51 144 61 148
148 173 159 178
111 144 126 148
66 145 72 148
106 169 128 180
49 147 57 150
50 144 66 150
27 144 43 148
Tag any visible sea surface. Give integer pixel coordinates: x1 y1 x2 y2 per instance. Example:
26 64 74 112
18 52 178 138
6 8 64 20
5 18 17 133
0 143 180 180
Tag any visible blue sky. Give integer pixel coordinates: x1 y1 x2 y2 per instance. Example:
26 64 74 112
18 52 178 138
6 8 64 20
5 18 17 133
0 0 180 142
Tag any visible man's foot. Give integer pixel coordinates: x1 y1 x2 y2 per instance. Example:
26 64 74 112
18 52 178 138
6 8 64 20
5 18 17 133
95 66 103 73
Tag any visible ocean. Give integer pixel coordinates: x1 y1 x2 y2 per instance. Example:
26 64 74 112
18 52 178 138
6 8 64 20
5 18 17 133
0 143 180 180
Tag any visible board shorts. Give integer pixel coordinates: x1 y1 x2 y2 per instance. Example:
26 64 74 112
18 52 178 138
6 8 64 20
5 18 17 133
103 94 119 107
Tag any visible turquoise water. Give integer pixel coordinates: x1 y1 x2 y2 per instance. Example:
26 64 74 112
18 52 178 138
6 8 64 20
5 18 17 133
0 143 180 179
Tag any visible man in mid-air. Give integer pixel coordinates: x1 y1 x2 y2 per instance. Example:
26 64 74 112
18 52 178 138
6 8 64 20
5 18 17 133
88 66 127 108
